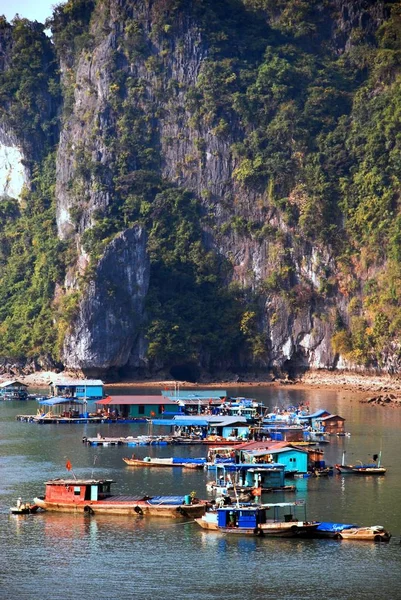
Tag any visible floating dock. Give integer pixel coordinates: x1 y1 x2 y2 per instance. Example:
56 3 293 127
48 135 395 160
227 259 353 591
16 415 148 424
82 435 175 446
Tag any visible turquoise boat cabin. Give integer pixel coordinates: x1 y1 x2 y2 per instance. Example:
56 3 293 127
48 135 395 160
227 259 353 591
50 379 104 400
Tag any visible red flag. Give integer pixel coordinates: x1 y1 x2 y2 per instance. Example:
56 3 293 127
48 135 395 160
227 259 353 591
66 460 72 471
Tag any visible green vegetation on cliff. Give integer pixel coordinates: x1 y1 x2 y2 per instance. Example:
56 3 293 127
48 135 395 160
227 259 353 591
1 0 401 373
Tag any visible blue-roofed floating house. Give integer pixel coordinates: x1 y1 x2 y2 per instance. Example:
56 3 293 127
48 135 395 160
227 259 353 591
152 415 251 442
298 409 331 430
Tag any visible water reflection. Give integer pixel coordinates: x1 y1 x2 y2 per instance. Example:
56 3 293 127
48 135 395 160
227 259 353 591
3 390 401 600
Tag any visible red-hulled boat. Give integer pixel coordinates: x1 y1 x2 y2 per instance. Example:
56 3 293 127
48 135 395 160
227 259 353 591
33 478 209 518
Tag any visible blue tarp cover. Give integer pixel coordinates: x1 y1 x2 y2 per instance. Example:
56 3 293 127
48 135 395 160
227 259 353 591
38 397 85 406
148 496 186 505
172 457 206 464
316 522 358 532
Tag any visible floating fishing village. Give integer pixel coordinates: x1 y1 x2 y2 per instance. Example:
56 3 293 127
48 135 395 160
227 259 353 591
4 377 392 543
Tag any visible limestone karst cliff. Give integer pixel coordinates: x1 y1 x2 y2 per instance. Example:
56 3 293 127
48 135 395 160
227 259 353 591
1 0 401 381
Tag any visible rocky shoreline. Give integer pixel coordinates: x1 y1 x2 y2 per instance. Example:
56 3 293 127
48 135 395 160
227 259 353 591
2 369 401 395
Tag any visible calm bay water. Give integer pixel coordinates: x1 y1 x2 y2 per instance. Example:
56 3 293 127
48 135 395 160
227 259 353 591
1 385 401 599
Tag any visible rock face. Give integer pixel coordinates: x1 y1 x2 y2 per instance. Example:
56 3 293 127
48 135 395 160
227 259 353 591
62 226 150 375
0 125 28 199
54 0 386 378
0 0 398 380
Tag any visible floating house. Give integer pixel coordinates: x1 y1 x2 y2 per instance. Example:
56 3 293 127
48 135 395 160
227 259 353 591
161 390 227 416
35 397 88 422
0 380 28 400
209 462 287 491
234 441 309 474
160 390 263 421
298 409 332 430
95 395 178 419
315 414 345 435
152 415 250 441
50 379 104 400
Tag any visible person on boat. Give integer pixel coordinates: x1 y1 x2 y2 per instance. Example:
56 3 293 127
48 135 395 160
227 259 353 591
229 511 237 527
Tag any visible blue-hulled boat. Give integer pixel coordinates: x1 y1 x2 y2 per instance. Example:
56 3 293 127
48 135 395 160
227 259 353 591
195 500 319 537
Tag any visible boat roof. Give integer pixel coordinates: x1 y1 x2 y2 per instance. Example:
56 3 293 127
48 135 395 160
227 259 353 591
44 478 115 485
218 500 306 510
214 462 285 470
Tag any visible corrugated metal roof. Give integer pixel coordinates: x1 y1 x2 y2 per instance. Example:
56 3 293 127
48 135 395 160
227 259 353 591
52 379 104 386
244 447 308 457
234 440 290 451
299 409 330 419
0 380 28 388
152 418 210 427
317 414 345 421
161 390 227 400
95 395 177 405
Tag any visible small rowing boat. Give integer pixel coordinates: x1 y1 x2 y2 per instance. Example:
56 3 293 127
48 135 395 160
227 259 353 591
10 498 39 515
123 457 205 469
335 451 386 475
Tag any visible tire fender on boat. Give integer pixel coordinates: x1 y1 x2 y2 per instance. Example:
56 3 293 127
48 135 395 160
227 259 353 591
134 506 144 515
290 525 299 534
176 506 187 517
84 505 94 515
253 527 264 537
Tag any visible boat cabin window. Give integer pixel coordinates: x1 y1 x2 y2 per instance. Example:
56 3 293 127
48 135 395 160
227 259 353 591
138 405 145 415
73 486 81 495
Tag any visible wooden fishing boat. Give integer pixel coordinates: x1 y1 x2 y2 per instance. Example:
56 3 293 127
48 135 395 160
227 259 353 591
195 501 320 537
33 478 209 518
335 451 386 475
335 526 391 542
123 457 205 469
314 522 391 541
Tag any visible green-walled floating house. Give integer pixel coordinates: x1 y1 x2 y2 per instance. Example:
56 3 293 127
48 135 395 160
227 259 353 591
95 395 178 419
